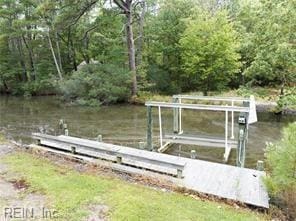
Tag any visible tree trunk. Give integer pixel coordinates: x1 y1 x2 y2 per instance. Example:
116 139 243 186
48 31 63 80
16 38 28 82
55 31 63 74
70 38 78 71
22 36 36 81
126 1 137 96
114 0 137 96
136 1 146 67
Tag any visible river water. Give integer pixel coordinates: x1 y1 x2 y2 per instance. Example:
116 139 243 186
0 96 295 168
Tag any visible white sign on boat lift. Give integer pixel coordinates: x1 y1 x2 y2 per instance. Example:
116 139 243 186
145 95 257 167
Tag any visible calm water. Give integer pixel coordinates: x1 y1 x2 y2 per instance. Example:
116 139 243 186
0 96 295 168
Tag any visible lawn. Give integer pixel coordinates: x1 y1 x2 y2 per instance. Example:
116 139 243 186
2 152 267 221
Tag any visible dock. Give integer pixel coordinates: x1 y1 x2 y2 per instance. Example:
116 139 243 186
32 133 269 208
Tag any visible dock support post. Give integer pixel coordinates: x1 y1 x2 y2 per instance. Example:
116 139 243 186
177 169 182 179
173 97 182 134
190 150 197 159
237 112 248 167
147 106 153 151
96 135 102 142
158 106 163 148
138 141 145 149
225 108 228 151
173 97 179 134
256 160 264 171
231 100 234 139
116 156 122 164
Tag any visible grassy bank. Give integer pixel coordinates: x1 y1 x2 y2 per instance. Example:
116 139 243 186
135 87 296 111
1 151 267 221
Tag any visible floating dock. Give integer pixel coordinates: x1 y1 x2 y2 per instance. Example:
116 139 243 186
32 133 269 208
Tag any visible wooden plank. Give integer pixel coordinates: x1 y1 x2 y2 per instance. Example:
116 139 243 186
145 101 250 112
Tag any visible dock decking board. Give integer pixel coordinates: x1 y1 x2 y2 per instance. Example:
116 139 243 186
32 133 269 208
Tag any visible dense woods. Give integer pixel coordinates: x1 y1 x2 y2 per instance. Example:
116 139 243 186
0 0 295 104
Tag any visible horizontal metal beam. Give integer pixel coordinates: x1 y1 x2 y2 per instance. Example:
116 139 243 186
145 102 250 112
173 95 250 102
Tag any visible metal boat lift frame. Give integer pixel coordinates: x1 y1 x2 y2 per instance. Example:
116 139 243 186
145 95 257 167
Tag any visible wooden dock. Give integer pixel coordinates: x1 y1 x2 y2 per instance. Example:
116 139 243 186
32 133 269 208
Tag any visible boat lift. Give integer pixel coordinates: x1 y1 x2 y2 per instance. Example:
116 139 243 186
145 95 257 167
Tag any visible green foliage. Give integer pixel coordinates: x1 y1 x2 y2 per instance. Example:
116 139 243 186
265 123 296 218
277 87 296 110
243 0 296 87
0 0 294 102
60 64 131 106
179 11 241 94
145 0 196 93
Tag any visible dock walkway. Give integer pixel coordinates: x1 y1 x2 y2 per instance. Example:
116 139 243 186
32 133 269 208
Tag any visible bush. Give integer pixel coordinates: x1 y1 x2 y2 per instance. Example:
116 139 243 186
277 87 296 110
265 123 296 219
21 78 59 97
60 64 131 106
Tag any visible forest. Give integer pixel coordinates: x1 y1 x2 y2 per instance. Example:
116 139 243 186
0 0 295 106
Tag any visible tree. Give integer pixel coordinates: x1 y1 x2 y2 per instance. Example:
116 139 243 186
113 0 137 96
179 11 241 95
243 0 296 93
265 123 296 219
145 0 195 93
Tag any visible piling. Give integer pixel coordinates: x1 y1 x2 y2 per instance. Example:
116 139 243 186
256 160 264 171
190 150 197 159
96 135 102 142
138 142 145 149
147 106 153 151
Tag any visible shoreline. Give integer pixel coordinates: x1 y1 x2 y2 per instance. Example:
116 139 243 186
1 94 296 115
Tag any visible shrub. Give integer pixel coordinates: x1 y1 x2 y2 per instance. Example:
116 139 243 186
60 64 131 106
265 123 296 219
277 87 296 110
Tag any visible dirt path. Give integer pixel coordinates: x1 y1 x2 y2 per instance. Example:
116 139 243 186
0 143 46 220
0 142 108 221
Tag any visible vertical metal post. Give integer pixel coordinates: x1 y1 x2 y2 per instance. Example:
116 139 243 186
179 98 182 134
147 106 153 151
173 97 179 133
237 112 248 167
225 108 228 151
158 106 163 148
231 100 234 139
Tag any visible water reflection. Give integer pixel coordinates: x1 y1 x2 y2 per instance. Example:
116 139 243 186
0 96 295 168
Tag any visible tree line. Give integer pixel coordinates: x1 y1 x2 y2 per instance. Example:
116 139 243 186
0 0 295 103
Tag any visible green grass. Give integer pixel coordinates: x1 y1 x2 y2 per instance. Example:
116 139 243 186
136 87 289 103
2 152 267 221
